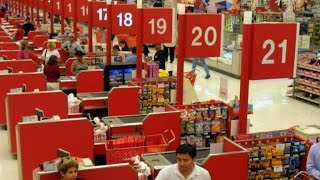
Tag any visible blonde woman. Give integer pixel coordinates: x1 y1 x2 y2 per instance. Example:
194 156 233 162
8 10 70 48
42 41 61 63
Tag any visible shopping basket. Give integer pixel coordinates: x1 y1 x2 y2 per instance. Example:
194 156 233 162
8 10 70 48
291 171 317 180
105 129 175 164
184 71 197 87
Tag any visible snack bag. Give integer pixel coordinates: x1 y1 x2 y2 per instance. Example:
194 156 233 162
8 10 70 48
211 120 221 134
181 122 186 134
221 106 228 119
186 121 195 134
180 110 188 122
215 106 222 119
195 135 204 148
203 120 211 133
186 135 196 145
202 108 209 120
195 108 202 121
187 109 196 122
208 106 215 120
195 121 203 134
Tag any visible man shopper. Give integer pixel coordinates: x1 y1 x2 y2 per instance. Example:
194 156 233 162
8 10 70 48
307 138 320 179
156 143 211 180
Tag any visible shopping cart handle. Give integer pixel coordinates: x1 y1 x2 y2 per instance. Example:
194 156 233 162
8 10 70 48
163 129 176 144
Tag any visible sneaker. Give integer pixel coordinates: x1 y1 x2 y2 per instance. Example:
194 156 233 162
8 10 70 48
205 75 210 79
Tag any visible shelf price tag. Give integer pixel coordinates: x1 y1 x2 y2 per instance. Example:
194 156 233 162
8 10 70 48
142 8 173 44
64 0 74 17
92 2 108 27
276 143 285 150
112 4 138 34
77 0 89 22
250 23 298 80
273 165 283 172
184 14 224 58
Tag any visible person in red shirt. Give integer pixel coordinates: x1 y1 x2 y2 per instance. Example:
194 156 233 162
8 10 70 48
44 55 60 82
11 24 24 41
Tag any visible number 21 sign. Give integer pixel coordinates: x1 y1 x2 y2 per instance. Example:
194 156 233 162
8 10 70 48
250 23 298 80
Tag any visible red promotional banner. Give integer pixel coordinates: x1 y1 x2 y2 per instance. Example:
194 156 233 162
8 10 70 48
250 23 298 80
184 14 223 58
92 2 108 27
112 4 138 34
77 0 89 22
142 8 173 44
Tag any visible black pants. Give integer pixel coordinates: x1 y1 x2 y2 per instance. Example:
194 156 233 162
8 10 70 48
163 45 175 62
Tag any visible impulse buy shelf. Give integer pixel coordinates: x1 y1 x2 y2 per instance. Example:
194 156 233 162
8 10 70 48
293 57 320 106
234 129 309 180
129 77 177 114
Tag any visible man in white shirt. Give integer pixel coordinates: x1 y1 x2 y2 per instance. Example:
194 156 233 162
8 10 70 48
155 144 211 180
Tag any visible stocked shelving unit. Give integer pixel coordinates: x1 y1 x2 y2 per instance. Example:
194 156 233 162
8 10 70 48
293 62 320 106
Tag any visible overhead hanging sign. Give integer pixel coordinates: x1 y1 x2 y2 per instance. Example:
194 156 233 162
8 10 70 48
112 4 138 34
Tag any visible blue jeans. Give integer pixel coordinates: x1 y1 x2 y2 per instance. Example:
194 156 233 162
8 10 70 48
192 57 210 76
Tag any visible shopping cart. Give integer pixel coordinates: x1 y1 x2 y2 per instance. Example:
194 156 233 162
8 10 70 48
184 71 197 87
105 129 175 164
291 171 317 180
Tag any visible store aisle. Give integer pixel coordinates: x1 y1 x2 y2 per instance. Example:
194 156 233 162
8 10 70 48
0 60 320 180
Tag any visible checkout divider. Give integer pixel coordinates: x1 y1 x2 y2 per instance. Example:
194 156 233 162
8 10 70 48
0 72 46 125
0 42 20 50
16 118 94 180
108 86 140 116
77 69 104 93
0 59 38 73
6 90 68 154
34 163 137 180
0 50 20 59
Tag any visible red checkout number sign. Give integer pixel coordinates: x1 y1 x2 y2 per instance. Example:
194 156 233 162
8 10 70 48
64 0 74 18
184 14 223 58
142 8 173 44
250 23 298 80
112 4 138 34
53 0 61 14
77 0 89 22
92 2 108 27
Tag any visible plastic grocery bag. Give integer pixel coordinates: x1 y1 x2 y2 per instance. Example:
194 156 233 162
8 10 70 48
67 93 81 113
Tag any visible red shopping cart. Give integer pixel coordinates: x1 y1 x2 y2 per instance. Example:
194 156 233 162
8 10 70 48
291 171 317 180
105 129 175 164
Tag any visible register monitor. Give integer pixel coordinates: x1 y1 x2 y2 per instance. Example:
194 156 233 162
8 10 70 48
34 108 44 121
57 148 70 158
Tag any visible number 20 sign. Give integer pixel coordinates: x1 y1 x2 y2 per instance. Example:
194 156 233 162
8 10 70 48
184 14 224 58
250 23 298 80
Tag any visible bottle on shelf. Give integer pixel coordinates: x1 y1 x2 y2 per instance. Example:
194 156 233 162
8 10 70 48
283 0 295 22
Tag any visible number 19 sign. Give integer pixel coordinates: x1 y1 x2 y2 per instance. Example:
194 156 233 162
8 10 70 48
184 14 224 58
250 23 298 80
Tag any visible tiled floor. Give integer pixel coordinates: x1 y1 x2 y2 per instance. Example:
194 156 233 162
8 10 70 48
1 59 320 180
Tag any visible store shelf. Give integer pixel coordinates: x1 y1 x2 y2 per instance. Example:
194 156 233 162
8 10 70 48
297 73 320 80
297 65 320 72
296 80 320 89
294 94 320 105
296 87 320 96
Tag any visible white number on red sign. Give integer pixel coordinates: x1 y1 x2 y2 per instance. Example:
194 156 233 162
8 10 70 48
56 1 60 10
81 6 88 16
67 3 72 13
191 26 217 47
116 13 133 27
262 39 288 64
148 18 167 35
97 8 107 21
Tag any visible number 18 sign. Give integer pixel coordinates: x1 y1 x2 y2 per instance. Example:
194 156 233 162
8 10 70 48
250 23 298 80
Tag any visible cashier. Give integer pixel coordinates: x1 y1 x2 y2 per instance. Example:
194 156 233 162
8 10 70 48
307 137 320 179
57 157 79 180
71 51 88 75
155 143 211 180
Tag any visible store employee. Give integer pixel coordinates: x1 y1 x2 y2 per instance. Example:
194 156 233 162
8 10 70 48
155 144 211 180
